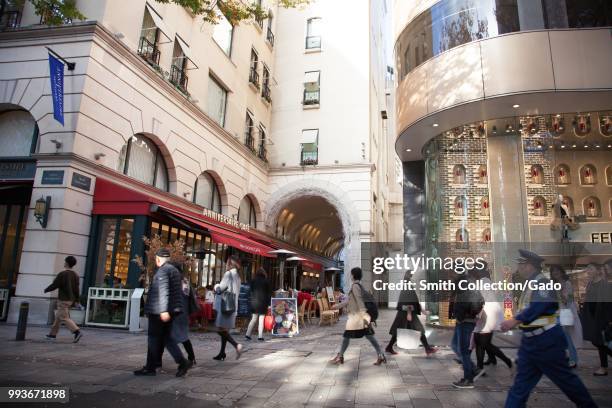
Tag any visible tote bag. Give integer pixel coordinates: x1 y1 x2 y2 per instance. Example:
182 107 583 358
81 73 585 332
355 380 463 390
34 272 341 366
397 328 422 349
220 272 236 314
559 308 574 326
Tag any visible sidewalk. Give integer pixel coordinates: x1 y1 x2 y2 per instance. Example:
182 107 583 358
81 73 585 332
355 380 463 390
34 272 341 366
0 309 610 408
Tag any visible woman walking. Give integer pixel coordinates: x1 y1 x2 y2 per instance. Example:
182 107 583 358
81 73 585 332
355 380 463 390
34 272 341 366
386 272 437 356
330 267 386 366
213 254 243 361
245 268 272 341
473 265 512 371
581 262 612 376
550 264 582 368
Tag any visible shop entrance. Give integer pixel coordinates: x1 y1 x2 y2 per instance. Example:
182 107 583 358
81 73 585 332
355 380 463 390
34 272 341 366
0 183 31 319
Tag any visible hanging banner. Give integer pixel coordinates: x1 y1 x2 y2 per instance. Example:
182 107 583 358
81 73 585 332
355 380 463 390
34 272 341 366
48 53 65 125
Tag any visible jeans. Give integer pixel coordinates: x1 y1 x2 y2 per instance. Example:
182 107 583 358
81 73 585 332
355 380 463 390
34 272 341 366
562 327 578 364
49 300 79 335
339 335 383 356
246 313 265 338
145 314 185 370
451 325 460 358
456 321 476 381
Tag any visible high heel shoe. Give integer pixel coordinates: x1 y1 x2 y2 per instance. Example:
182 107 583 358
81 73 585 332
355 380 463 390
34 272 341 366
330 354 344 364
213 352 226 361
374 354 387 366
189 358 196 366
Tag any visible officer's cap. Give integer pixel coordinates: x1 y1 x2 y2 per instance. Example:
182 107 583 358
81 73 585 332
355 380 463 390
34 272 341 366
156 248 171 258
516 249 544 267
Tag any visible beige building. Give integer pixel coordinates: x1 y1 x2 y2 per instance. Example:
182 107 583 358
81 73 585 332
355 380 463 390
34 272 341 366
0 0 401 324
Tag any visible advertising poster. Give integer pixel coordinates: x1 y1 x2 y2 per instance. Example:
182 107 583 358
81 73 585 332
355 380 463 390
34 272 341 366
271 297 299 337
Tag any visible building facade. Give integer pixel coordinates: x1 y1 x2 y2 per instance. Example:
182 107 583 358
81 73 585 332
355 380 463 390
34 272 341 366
394 0 612 322
0 0 401 323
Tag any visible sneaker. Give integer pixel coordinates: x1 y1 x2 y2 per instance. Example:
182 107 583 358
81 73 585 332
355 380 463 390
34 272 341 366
452 379 475 389
474 368 486 380
257 337 265 342
45 334 56 341
73 331 82 343
133 367 156 376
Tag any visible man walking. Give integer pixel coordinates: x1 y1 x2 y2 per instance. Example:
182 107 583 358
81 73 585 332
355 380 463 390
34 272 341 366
500 249 597 408
44 256 82 343
134 248 193 378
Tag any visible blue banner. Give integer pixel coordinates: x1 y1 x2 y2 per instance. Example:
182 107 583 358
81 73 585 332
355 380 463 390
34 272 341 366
48 53 64 125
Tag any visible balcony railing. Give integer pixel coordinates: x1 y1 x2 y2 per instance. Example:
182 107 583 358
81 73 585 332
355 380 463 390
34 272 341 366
169 65 188 94
305 35 321 49
266 27 275 47
245 131 256 152
0 10 21 30
258 144 268 162
249 67 260 89
300 149 318 166
138 37 160 67
303 89 320 105
262 84 272 103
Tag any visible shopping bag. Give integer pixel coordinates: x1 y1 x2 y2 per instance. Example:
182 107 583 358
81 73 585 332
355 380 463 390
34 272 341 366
559 308 574 326
397 328 422 349
264 312 274 332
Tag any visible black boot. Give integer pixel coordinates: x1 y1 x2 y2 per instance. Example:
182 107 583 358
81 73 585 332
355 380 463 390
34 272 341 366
176 359 194 377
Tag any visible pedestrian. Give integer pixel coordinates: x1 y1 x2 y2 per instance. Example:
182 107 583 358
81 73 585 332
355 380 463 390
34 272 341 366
168 264 198 365
549 264 581 369
245 267 272 341
386 272 437 356
44 255 83 343
212 254 243 360
500 249 597 408
451 271 485 389
473 263 512 372
580 262 612 376
329 267 386 366
134 248 193 377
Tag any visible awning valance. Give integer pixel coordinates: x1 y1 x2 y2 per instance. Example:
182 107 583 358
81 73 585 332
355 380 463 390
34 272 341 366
145 3 172 43
175 35 198 69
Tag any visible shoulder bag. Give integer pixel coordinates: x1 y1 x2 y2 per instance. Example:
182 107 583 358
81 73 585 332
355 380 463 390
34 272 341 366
220 271 236 314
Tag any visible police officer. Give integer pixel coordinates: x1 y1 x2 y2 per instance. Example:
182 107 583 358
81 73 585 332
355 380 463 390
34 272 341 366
500 249 597 408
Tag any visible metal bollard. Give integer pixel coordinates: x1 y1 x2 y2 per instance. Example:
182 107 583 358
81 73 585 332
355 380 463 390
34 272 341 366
16 302 29 341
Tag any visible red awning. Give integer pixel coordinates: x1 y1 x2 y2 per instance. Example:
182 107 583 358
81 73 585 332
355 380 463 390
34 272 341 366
301 259 322 271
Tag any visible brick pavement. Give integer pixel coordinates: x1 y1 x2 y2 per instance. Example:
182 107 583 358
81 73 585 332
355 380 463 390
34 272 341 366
0 309 610 408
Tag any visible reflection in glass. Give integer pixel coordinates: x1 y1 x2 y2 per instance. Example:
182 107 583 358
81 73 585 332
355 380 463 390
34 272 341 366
580 164 597 185
533 196 547 216
555 164 571 185
94 218 134 287
584 196 601 218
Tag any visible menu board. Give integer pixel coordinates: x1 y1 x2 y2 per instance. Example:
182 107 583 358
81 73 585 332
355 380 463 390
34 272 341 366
270 297 299 337
326 286 335 304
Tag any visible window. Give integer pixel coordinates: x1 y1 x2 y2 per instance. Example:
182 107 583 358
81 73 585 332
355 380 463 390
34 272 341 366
580 164 597 185
245 111 255 151
207 76 228 127
170 39 188 93
238 196 257 228
262 64 271 103
301 129 319 165
0 110 38 157
303 71 320 105
194 172 222 213
94 218 135 287
258 124 267 161
117 135 168 190
254 0 264 28
249 48 260 88
306 17 321 49
266 11 275 46
584 196 602 218
138 5 170 66
212 7 233 56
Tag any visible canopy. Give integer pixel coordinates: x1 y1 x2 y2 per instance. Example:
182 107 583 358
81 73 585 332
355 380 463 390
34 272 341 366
175 35 198 69
145 3 172 42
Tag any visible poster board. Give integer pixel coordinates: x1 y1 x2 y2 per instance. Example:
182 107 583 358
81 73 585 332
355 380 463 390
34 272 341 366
326 286 335 304
271 297 299 337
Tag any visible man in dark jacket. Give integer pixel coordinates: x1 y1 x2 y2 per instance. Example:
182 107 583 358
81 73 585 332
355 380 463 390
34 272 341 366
134 248 193 377
44 256 82 343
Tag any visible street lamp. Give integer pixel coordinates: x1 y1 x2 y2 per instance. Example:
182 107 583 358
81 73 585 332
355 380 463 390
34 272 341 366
34 196 51 228
268 248 295 290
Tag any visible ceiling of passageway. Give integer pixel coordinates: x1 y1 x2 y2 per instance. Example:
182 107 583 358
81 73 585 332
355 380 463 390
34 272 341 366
275 195 344 258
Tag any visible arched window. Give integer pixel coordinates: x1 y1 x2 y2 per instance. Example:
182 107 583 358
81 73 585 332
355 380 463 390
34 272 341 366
238 196 257 228
605 165 612 186
455 228 469 249
584 196 601 218
454 196 468 217
477 165 487 184
532 196 547 217
530 165 544 184
480 196 490 217
573 114 591 137
554 164 571 185
194 172 222 213
0 110 38 157
579 164 597 185
117 134 168 190
452 164 466 184
482 228 491 243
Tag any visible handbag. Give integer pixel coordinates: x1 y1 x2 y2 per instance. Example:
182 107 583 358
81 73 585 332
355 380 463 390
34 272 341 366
397 328 422 349
220 271 236 314
559 308 574 326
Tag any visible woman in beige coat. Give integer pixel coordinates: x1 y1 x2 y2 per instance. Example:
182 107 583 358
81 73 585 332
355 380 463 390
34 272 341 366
330 267 386 365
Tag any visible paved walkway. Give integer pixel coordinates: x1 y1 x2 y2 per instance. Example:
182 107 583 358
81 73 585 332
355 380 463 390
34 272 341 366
0 309 610 408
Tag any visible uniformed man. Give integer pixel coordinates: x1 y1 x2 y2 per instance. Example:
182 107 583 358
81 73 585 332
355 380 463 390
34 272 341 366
500 249 597 408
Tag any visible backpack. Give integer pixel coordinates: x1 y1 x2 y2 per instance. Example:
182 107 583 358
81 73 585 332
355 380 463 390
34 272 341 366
356 283 379 322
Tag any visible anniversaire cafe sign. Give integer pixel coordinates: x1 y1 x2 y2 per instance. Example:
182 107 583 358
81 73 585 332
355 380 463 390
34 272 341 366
202 208 250 231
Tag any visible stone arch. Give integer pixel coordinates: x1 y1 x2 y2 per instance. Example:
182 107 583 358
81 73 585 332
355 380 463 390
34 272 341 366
138 132 177 191
265 179 361 287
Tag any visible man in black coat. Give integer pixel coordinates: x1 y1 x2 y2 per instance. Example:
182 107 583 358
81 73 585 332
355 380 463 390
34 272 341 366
134 248 193 377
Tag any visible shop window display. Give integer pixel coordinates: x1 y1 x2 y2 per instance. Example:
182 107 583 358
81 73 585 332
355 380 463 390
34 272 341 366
477 165 487 184
549 114 565 136
555 164 571 185
532 196 547 217
606 165 612 186
480 196 490 217
573 114 591 137
530 165 544 184
455 228 469 249
452 164 466 184
454 196 468 217
579 164 597 185
599 113 612 137
482 228 491 243
583 196 602 218
562 196 574 216
94 218 134 288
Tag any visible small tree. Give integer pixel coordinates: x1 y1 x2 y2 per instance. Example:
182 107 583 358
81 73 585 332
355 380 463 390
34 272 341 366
132 234 194 289
30 0 85 25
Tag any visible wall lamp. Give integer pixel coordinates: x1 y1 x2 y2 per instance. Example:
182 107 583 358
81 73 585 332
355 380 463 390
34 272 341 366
34 196 51 228
50 139 62 150
94 153 106 160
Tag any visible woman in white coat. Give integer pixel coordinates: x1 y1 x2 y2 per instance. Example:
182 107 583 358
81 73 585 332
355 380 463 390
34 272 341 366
474 265 512 370
330 267 386 366
213 254 243 361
